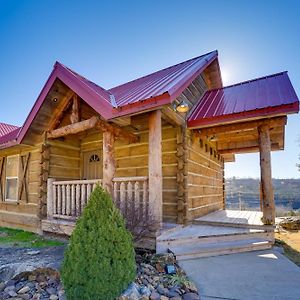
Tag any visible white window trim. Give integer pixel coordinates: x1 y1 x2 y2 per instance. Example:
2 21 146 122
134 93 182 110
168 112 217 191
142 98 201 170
5 155 20 202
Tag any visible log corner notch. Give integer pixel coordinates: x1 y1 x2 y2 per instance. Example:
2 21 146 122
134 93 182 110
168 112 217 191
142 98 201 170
47 115 139 143
258 123 275 225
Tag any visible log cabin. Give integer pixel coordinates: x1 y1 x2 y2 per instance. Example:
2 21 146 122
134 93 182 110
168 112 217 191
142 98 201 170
0 50 299 253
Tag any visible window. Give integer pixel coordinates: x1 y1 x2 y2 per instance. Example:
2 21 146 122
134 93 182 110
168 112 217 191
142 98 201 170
89 154 100 163
5 155 19 201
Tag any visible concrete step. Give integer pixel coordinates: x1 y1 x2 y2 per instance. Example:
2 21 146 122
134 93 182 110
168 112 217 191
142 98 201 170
156 224 274 253
169 238 273 260
193 219 275 230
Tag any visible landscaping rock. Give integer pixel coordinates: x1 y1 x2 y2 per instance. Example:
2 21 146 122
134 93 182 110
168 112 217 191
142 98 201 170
17 285 30 293
150 291 161 300
0 249 200 300
279 217 300 230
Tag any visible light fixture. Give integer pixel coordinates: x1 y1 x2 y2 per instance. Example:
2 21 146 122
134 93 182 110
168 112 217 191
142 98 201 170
52 97 58 103
175 100 189 113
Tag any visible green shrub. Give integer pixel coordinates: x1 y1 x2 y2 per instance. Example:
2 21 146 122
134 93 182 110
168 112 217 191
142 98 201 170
61 185 136 300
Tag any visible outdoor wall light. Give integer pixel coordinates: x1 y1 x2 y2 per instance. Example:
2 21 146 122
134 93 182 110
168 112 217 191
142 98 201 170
175 100 189 113
52 97 58 103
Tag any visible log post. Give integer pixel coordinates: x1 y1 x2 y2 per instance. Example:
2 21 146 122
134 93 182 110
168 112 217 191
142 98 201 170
258 124 275 225
176 126 188 224
148 110 163 226
47 178 55 220
102 130 116 195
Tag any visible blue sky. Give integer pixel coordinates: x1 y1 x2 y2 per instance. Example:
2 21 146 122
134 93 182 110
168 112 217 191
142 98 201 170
0 0 299 178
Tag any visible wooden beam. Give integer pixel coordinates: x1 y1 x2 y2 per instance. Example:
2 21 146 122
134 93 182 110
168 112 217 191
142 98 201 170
218 143 280 154
161 105 185 126
47 116 98 139
18 153 30 202
148 110 163 226
102 130 116 194
197 116 287 136
48 91 74 131
221 153 235 162
70 94 80 124
258 124 275 225
96 119 138 143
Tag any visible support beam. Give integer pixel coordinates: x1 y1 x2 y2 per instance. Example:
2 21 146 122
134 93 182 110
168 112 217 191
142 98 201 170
48 114 138 143
197 116 287 137
258 124 275 225
102 130 116 194
70 95 79 124
218 143 280 154
47 116 98 139
148 110 163 226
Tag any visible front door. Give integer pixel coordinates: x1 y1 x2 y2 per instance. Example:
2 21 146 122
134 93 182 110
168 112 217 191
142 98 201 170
83 150 102 179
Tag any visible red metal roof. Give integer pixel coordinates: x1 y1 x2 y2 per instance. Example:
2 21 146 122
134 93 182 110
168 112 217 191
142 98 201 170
0 122 19 137
109 51 218 107
188 72 299 128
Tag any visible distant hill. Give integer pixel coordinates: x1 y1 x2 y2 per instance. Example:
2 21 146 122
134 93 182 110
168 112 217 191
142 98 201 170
226 178 300 210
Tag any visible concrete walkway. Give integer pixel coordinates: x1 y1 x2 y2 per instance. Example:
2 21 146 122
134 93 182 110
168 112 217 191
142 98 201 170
179 249 300 300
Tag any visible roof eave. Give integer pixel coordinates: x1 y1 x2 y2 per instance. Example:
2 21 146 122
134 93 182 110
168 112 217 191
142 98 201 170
187 102 299 129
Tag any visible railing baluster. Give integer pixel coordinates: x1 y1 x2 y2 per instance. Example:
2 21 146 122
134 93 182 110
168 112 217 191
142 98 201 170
75 184 81 217
66 184 71 216
57 185 61 215
62 185 66 215
120 182 126 214
81 184 86 213
87 183 92 201
71 184 75 216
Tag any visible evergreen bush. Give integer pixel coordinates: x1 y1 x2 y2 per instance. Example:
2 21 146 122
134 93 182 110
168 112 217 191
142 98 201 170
61 185 136 300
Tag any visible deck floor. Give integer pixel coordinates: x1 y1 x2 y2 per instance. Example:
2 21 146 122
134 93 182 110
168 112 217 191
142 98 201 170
196 209 264 226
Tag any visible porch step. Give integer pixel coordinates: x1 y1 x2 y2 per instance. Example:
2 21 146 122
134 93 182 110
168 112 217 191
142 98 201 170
169 238 273 261
193 219 275 230
156 224 274 253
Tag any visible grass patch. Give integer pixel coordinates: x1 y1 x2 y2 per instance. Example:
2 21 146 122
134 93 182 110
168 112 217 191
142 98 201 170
275 239 300 267
0 227 65 248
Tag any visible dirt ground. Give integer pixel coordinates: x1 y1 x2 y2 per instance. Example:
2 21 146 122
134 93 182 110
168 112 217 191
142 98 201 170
276 230 300 252
275 230 300 267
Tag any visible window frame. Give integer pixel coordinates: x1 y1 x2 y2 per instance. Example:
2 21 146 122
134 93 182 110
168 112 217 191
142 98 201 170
5 155 20 202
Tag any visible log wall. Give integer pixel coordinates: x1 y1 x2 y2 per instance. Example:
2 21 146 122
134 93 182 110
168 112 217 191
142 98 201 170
186 130 224 221
0 146 41 232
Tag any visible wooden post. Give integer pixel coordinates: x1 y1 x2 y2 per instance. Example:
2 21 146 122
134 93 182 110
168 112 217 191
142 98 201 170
176 126 188 224
102 130 116 195
148 110 163 226
47 178 55 220
258 124 275 225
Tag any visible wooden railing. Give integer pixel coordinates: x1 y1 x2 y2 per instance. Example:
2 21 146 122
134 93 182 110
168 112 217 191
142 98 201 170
112 176 149 221
47 179 102 220
47 176 149 221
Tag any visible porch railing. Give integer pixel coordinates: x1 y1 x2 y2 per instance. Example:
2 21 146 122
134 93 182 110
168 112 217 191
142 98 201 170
46 176 149 221
112 176 149 221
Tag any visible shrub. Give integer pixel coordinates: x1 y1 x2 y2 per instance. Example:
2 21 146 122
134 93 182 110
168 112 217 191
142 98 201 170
61 185 136 300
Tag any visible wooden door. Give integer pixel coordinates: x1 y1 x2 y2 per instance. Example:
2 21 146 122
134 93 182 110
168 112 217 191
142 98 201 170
83 151 102 179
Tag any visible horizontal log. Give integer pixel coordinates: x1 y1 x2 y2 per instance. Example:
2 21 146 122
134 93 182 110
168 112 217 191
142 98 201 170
48 115 138 143
48 116 98 139
218 143 280 154
196 116 287 136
